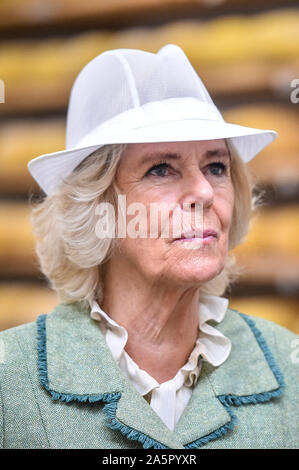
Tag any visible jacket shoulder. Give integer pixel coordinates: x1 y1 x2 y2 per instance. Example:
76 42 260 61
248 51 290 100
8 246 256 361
227 306 298 345
0 301 90 368
226 307 299 381
0 320 37 366
0 302 89 449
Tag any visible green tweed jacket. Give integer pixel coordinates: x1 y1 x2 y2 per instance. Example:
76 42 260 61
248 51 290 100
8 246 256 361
0 301 298 449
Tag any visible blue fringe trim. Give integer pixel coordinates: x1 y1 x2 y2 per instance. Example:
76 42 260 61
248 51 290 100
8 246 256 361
36 314 168 449
37 314 120 404
184 312 285 449
103 400 168 449
37 311 285 450
239 313 286 393
185 400 237 449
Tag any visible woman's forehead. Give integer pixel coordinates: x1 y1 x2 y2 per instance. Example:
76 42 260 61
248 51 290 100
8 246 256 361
122 139 229 164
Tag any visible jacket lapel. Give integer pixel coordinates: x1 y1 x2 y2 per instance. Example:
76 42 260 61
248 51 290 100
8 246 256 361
38 302 124 398
172 309 285 448
36 302 284 449
37 302 184 448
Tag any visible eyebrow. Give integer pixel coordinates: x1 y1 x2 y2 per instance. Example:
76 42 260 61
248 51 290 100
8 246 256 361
140 148 231 166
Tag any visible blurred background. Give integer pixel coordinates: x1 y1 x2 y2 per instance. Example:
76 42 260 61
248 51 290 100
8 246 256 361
0 0 298 333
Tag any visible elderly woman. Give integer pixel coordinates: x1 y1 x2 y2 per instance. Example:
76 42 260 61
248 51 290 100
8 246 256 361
0 44 298 449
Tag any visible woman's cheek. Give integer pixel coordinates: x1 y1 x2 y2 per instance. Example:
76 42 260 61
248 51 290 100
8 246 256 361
216 188 234 230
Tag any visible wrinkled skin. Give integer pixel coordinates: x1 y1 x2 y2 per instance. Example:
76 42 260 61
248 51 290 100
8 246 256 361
100 139 234 382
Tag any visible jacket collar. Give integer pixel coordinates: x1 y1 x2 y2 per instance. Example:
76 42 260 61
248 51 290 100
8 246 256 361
37 301 285 449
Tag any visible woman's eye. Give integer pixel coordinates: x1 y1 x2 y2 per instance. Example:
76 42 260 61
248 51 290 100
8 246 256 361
145 161 228 178
146 163 173 177
207 162 227 177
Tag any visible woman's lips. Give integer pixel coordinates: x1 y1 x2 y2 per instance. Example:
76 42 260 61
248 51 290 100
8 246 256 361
172 229 218 243
175 236 215 244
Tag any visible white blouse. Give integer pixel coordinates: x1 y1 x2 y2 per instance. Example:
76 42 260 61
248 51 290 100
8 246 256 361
90 293 231 431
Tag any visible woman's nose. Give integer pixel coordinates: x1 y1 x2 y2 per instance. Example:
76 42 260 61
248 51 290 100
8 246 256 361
179 170 214 209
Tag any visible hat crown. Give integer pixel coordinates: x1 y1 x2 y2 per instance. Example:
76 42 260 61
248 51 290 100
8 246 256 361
65 44 216 149
28 43 277 196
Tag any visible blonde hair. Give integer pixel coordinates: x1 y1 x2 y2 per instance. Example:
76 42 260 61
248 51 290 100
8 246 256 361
30 141 262 307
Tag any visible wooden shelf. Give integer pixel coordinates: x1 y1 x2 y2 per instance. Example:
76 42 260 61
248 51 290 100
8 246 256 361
0 282 57 331
2 60 299 114
0 2 298 331
232 204 299 286
0 1 298 33
229 296 299 333
0 202 38 277
1 103 298 196
0 118 65 194
1 8 299 112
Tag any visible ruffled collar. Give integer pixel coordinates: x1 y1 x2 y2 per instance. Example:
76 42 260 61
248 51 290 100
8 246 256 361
89 293 231 393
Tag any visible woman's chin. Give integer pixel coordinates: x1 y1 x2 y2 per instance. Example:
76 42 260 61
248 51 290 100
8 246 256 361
163 263 223 288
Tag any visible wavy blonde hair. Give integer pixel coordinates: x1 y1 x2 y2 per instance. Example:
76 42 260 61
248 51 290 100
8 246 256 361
30 140 262 308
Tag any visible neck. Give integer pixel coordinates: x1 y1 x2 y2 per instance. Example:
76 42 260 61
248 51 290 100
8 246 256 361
99 262 200 383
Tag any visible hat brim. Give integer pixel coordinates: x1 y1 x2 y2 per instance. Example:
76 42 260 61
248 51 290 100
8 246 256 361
28 119 277 195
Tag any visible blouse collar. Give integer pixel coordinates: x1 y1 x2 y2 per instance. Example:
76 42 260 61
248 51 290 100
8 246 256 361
89 293 232 391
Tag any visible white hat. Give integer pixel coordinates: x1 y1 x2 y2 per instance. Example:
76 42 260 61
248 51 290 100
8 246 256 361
28 44 277 196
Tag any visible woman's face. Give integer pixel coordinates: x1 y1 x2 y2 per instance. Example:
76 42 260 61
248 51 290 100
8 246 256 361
112 139 234 288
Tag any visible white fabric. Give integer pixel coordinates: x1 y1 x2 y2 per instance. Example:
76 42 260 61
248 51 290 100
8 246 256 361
90 293 231 431
27 44 277 196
